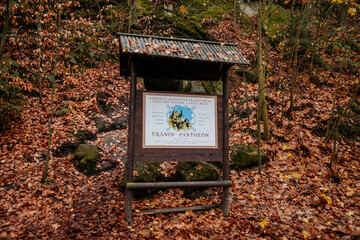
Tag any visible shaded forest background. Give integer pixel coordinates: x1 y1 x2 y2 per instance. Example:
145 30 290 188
0 0 359 239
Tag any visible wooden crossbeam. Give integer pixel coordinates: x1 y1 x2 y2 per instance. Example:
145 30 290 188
126 180 231 190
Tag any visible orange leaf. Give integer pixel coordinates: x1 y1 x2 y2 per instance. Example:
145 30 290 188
179 5 187 14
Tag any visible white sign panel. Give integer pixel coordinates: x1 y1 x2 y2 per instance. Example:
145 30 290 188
143 92 218 149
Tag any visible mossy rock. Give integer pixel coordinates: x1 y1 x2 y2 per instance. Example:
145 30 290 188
316 114 360 141
176 162 218 182
137 0 226 39
58 141 79 156
179 80 205 93
120 162 169 188
167 4 225 39
120 161 170 198
74 144 99 175
263 4 290 48
338 119 360 141
201 80 223 94
75 130 97 144
265 5 290 38
231 143 268 169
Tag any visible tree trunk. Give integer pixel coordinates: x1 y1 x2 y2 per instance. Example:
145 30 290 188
256 0 270 141
0 0 13 70
289 5 303 114
42 80 56 182
42 5 62 183
329 82 359 171
338 2 350 27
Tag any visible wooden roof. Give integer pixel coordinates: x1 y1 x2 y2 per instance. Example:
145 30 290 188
118 33 249 81
119 33 248 65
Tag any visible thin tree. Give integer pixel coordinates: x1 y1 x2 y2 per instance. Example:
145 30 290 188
329 81 359 172
256 0 270 142
256 0 269 174
289 3 304 114
42 4 62 183
37 1 43 104
0 0 13 70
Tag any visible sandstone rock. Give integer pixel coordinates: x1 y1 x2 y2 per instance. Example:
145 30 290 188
176 162 218 181
231 143 268 169
74 144 99 175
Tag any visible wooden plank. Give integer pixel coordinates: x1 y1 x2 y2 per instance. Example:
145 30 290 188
134 153 223 162
125 60 137 224
133 148 223 154
136 204 219 215
222 68 230 217
127 180 231 189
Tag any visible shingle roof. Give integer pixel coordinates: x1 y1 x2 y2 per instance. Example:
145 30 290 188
118 33 249 65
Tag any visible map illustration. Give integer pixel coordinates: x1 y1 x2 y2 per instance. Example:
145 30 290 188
167 105 195 131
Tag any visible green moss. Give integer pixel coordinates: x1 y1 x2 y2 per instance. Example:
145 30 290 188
75 130 91 144
57 108 69 115
139 0 152 15
201 80 223 94
120 161 168 188
167 2 226 39
74 144 99 175
176 162 218 182
265 5 290 38
58 141 79 155
135 162 168 182
231 143 268 169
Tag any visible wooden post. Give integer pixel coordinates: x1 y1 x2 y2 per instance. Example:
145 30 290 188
222 68 230 217
125 59 137 224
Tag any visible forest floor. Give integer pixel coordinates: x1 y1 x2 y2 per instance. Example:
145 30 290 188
1 14 360 238
1 58 359 239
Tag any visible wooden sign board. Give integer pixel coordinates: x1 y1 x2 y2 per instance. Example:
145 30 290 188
118 33 250 224
133 91 224 163
142 92 218 149
124 60 231 225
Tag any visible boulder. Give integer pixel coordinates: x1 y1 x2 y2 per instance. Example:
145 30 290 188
120 162 169 188
176 162 219 199
95 117 111 132
57 141 79 156
75 129 97 143
201 80 222 94
74 144 99 175
95 116 128 132
178 80 222 94
111 116 128 130
176 162 218 182
179 80 206 93
231 143 268 169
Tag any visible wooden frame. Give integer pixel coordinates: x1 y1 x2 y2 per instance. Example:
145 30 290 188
124 57 231 224
141 92 219 149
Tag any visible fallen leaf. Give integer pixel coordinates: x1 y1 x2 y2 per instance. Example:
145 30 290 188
259 219 267 228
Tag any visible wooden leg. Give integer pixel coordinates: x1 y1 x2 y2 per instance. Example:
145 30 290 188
125 189 133 224
222 186 230 217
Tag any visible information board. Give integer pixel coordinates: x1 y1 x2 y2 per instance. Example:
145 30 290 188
143 92 218 149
